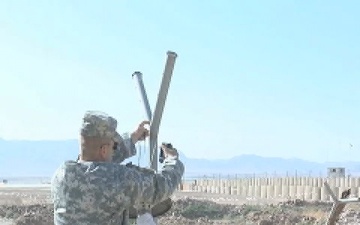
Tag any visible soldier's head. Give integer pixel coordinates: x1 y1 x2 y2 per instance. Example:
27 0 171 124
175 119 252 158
79 111 118 162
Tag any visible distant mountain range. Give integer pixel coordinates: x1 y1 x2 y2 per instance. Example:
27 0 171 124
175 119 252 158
1 138 360 178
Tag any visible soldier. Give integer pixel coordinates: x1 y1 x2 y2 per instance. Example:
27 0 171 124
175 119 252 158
51 111 184 225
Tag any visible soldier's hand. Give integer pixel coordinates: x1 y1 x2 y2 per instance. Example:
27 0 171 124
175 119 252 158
161 143 179 159
131 121 150 143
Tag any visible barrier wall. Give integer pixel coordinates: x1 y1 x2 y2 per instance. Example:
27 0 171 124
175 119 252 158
181 176 360 202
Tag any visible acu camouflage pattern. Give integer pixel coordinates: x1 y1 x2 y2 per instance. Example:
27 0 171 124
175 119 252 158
80 111 118 139
51 111 185 225
51 157 184 225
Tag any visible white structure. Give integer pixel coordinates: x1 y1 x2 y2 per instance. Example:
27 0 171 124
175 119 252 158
327 167 346 178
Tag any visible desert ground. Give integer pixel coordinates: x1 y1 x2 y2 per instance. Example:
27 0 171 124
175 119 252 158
1 186 360 224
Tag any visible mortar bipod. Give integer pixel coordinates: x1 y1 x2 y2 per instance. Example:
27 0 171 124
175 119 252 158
324 180 359 225
129 51 178 222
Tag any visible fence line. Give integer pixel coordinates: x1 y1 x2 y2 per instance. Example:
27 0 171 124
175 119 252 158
181 175 360 202
181 170 340 181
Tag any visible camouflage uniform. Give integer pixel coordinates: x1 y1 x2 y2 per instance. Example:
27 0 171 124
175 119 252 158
51 111 184 225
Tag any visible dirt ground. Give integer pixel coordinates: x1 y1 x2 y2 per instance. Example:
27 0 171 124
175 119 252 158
1 187 360 225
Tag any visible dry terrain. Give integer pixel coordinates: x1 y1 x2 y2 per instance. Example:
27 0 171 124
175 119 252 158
1 187 360 224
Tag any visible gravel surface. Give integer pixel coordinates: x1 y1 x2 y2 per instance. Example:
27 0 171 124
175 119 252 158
1 187 360 224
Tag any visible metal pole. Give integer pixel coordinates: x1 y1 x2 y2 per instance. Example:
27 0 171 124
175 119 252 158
132 71 152 121
149 51 178 170
132 71 153 168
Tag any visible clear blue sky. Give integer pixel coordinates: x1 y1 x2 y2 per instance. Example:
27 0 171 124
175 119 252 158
1 1 359 163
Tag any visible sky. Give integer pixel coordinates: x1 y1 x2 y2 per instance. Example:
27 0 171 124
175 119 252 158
0 0 359 163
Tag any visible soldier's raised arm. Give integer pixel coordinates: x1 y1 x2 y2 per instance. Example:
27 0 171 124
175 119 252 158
112 121 149 163
115 143 184 207
112 132 136 163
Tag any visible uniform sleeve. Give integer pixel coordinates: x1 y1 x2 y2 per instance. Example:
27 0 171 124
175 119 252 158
119 158 185 207
112 132 137 163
